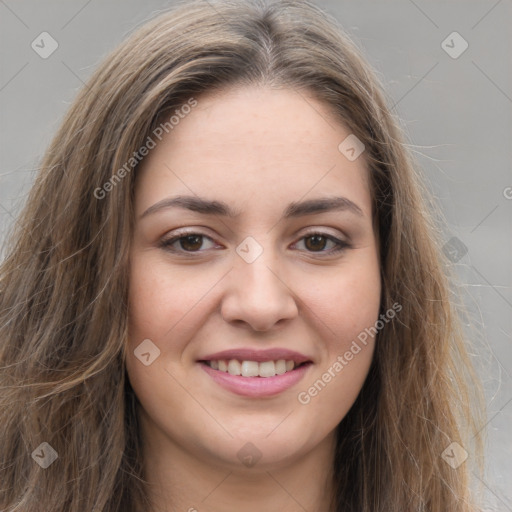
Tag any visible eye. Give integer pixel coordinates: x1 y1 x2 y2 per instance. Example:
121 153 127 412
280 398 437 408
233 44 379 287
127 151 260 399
159 232 219 253
293 232 349 255
159 230 349 256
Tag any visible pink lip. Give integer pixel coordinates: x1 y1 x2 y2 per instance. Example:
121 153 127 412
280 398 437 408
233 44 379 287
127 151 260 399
199 362 312 397
199 348 311 364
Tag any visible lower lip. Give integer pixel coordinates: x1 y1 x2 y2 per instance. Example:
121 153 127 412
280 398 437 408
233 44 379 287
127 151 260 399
199 362 311 397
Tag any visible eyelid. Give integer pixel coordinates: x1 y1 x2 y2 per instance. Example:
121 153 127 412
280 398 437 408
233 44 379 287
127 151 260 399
298 227 348 241
291 229 350 255
159 229 221 253
159 227 350 256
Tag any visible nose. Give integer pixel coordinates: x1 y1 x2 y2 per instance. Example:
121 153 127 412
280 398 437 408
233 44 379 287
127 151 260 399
220 252 299 332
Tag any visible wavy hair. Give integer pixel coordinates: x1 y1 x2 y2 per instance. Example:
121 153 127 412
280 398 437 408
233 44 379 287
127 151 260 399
0 0 484 510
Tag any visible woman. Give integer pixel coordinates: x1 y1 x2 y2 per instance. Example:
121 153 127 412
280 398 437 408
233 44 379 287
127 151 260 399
0 0 484 510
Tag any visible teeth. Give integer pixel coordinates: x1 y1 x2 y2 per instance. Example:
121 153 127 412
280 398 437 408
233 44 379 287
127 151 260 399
259 361 275 377
227 359 241 375
275 360 286 375
206 359 302 377
241 361 259 377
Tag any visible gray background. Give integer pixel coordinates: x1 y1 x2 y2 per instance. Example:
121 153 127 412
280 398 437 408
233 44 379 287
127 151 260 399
0 0 510 509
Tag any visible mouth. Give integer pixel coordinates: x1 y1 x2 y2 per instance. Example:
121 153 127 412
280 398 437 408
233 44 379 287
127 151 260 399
200 358 309 378
197 350 313 397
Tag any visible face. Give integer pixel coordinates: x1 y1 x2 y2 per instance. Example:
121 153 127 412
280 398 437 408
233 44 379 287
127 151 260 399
126 85 381 472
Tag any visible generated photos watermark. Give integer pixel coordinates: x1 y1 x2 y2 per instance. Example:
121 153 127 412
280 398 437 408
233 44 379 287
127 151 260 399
94 97 197 200
297 302 402 405
441 441 468 469
31 441 58 469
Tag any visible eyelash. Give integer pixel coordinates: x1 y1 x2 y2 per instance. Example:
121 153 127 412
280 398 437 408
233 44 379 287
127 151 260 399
159 230 350 257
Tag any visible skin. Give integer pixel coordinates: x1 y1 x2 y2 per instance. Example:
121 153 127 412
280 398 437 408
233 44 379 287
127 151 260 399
126 85 381 512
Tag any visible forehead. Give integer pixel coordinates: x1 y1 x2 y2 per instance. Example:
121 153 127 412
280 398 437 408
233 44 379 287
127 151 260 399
135 85 372 218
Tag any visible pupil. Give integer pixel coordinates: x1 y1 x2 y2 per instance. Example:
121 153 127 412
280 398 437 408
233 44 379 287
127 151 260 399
181 235 202 251
306 235 326 251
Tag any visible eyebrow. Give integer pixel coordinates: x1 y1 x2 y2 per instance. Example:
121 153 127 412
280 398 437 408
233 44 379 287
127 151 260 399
140 194 364 220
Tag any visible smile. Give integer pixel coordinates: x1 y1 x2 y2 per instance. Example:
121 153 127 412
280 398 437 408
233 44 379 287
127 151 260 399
204 359 301 377
199 360 312 397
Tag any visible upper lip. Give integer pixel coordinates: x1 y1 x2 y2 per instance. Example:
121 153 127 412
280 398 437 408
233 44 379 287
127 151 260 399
199 348 312 364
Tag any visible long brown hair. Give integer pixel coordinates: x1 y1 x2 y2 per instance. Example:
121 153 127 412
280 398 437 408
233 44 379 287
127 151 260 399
0 1 484 510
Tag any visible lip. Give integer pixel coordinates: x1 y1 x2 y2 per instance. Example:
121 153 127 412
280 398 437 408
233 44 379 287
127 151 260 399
199 361 312 397
199 348 311 364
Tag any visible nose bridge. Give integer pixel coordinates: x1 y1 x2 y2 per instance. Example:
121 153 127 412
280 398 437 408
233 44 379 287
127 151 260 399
220 237 298 330
237 251 279 294
234 239 284 301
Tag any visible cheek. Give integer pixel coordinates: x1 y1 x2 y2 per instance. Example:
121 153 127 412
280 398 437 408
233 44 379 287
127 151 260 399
127 253 207 346
294 264 380 426
125 255 201 429
303 252 381 344
293 249 380 402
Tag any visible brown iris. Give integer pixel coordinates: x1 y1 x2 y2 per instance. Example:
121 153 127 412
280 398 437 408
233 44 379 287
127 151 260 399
179 235 203 251
304 235 327 251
